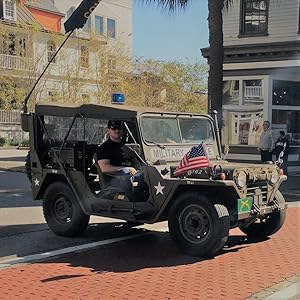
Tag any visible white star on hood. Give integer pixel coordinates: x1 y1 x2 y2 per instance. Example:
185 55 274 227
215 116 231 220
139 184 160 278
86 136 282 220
34 178 40 186
154 181 165 195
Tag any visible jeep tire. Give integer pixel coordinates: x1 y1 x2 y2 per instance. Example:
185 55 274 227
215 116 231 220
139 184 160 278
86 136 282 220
239 190 286 238
43 182 90 237
168 192 230 257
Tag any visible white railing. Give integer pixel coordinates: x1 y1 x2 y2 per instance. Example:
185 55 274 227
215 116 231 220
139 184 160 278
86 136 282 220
0 54 33 71
244 86 262 98
0 110 21 124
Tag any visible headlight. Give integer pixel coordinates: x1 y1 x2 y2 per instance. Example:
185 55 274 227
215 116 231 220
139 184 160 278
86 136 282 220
236 171 247 188
270 169 279 184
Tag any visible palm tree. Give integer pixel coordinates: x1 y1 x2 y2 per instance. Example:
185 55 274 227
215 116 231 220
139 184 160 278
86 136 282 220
137 0 233 129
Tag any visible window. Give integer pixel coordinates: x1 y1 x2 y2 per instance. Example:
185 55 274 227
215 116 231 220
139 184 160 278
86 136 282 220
298 4 300 34
0 33 27 57
107 18 116 38
48 91 58 101
240 0 268 36
223 80 239 105
95 16 104 35
243 79 263 105
273 80 300 106
272 110 300 145
83 16 91 33
18 38 26 57
3 0 16 21
47 40 56 63
81 93 90 102
0 33 16 55
80 46 89 68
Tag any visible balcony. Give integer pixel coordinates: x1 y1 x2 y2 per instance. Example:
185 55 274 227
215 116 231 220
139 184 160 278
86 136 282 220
230 86 263 104
0 54 33 71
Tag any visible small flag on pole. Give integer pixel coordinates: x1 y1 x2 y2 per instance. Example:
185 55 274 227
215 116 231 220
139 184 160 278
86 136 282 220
174 143 210 177
64 0 102 33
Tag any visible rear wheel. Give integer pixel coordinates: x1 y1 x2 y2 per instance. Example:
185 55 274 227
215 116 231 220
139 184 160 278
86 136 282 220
43 182 90 237
239 190 286 238
168 192 230 257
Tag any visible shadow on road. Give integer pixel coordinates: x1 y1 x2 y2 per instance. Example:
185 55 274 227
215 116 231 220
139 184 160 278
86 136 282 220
38 226 267 275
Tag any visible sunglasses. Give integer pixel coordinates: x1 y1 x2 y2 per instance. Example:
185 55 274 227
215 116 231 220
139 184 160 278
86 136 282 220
110 126 123 131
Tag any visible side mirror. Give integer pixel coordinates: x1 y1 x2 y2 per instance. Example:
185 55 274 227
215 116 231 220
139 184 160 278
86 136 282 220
21 113 30 132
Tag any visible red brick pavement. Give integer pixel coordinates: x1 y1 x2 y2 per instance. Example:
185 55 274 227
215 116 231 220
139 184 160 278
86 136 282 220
0 208 299 300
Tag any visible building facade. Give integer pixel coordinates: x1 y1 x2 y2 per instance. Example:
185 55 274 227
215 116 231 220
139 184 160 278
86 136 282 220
0 0 133 108
203 0 300 173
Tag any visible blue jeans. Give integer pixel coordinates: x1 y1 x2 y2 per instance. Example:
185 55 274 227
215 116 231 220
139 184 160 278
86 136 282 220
108 170 146 201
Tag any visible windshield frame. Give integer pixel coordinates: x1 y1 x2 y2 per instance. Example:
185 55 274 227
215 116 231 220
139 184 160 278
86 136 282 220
139 113 216 146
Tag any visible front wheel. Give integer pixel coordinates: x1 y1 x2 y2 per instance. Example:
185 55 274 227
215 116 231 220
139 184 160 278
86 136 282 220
168 192 230 257
239 190 286 238
43 182 90 237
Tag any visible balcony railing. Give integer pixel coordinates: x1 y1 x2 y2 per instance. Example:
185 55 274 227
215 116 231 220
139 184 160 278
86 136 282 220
0 54 33 71
0 110 21 124
231 86 263 100
244 86 262 98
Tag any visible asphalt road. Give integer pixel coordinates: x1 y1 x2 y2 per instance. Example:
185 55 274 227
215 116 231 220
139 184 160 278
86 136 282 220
0 170 168 264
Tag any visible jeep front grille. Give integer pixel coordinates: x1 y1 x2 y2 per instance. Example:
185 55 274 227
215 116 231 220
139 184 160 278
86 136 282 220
246 182 268 203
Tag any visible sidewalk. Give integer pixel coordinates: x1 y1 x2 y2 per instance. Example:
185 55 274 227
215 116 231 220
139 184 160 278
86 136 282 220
0 208 299 300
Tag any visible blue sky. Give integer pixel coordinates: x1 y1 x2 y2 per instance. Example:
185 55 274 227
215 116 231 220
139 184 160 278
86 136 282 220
133 1 209 63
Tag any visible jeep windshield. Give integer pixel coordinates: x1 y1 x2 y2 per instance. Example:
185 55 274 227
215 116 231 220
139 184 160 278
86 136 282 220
140 116 215 145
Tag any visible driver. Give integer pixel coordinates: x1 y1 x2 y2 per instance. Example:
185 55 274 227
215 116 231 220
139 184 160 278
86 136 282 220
97 120 145 200
97 120 137 176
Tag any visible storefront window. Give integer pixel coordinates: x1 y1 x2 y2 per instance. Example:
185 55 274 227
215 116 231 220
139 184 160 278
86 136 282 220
272 110 300 145
272 80 300 106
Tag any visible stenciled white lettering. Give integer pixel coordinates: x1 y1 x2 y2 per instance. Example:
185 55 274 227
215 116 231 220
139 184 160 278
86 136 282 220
84 0 101 19
151 148 186 160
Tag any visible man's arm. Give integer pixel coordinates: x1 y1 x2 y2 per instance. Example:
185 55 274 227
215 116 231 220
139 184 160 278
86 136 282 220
98 159 137 175
98 159 121 174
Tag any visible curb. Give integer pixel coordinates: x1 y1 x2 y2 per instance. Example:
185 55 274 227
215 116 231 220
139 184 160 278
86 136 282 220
246 274 300 300
0 166 25 173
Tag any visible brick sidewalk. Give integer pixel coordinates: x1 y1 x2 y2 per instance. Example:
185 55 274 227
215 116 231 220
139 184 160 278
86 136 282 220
0 208 299 300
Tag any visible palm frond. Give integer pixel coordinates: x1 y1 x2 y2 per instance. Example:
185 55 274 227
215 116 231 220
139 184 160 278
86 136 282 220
136 0 189 12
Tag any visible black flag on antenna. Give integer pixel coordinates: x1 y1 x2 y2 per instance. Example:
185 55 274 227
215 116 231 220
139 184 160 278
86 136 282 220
64 0 102 33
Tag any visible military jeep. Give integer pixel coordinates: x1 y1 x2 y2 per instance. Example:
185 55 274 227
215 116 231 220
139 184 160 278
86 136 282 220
21 102 287 257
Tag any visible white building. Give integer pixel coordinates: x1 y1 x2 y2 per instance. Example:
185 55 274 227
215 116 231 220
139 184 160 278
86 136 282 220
0 0 133 107
202 0 300 172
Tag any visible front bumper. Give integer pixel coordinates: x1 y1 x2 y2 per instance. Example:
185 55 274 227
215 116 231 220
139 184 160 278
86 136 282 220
238 201 287 220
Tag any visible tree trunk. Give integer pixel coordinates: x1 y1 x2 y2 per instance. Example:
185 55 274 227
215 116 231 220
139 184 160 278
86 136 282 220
208 0 224 131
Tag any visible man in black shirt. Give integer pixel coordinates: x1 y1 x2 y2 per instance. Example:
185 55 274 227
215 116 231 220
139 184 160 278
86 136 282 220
97 120 145 200
274 130 289 175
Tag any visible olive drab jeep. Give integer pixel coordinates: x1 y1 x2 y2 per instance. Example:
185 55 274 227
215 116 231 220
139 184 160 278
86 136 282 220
21 102 287 257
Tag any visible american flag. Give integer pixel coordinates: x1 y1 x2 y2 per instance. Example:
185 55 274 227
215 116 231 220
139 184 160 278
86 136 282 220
174 143 210 177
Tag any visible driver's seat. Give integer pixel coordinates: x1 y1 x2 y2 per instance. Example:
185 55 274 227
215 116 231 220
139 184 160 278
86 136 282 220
92 153 110 190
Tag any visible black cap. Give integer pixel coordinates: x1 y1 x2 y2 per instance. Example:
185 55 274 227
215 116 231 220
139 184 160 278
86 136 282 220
108 120 123 129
